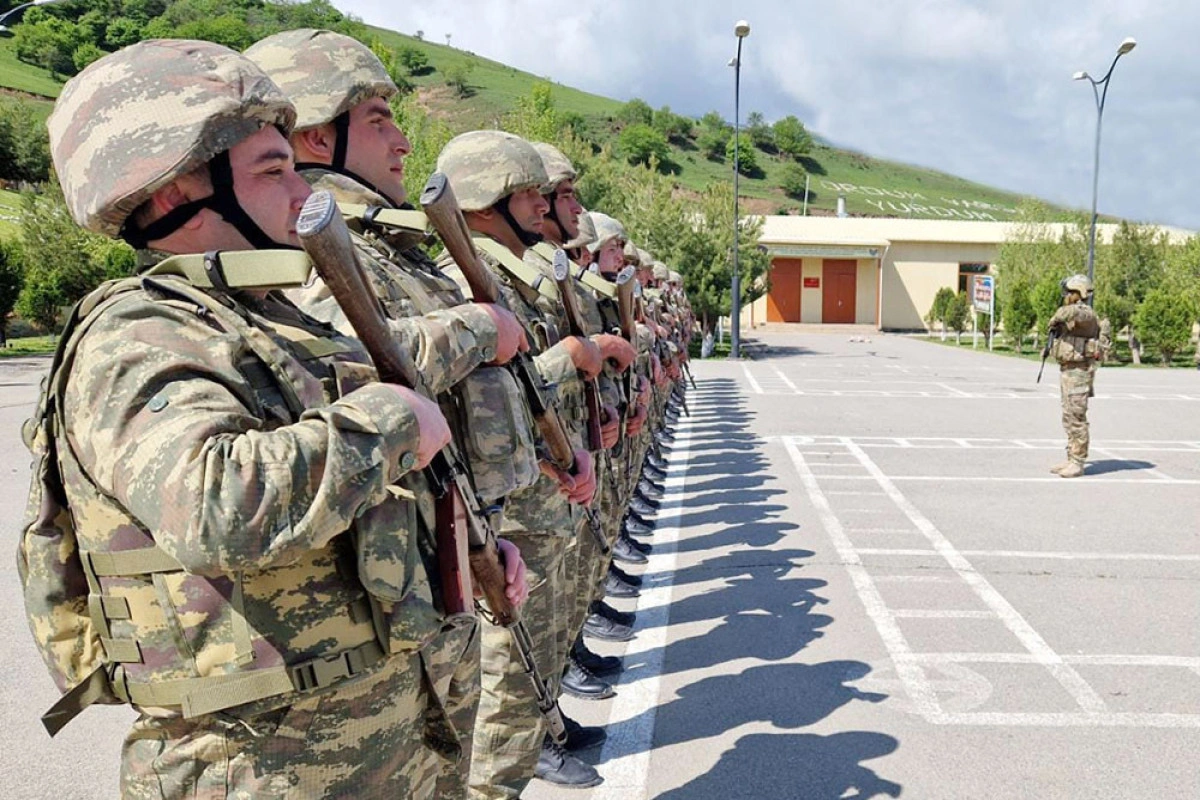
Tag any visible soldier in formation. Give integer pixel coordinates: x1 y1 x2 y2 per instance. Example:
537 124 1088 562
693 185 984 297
1046 273 1111 479
18 30 695 800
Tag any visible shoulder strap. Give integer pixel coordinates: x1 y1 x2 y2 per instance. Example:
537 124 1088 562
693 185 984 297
337 203 429 234
531 242 616 299
473 236 560 303
146 250 312 291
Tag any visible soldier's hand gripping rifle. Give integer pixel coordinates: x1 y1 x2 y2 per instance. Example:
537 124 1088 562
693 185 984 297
551 249 610 555
295 190 567 744
420 173 579 476
1037 330 1058 384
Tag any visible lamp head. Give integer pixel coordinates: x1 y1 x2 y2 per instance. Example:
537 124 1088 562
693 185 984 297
735 20 751 38
728 57 738 67
1072 70 1089 81
1117 37 1137 55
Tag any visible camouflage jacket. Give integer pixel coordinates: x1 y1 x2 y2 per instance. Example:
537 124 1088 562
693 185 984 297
439 240 583 534
1049 301 1104 367
21 261 446 729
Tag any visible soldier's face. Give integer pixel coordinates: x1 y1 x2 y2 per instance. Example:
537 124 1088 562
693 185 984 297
597 240 625 274
345 97 412 204
552 180 582 240
575 247 593 268
507 186 549 236
229 126 311 248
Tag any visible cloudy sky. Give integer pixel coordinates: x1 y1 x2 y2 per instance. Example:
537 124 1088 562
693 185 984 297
339 0 1198 230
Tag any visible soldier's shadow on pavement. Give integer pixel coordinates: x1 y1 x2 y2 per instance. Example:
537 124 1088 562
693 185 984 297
596 661 890 762
1085 458 1158 476
655 730 903 800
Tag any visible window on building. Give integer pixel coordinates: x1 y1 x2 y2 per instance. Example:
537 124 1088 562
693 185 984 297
958 263 990 294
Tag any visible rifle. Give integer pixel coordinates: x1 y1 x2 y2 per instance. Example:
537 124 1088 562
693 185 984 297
615 267 638 441
551 249 610 555
295 189 567 744
1037 330 1058 384
420 173 577 474
682 360 698 390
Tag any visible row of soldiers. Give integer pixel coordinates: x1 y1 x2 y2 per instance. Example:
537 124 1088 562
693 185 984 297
18 30 696 800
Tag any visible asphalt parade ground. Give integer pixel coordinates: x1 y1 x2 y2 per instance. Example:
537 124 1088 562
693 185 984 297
3 329 1199 798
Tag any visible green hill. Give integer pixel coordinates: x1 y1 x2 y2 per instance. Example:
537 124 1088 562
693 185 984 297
0 22 1069 223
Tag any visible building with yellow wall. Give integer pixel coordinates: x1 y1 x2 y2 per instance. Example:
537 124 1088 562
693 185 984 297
743 216 1193 331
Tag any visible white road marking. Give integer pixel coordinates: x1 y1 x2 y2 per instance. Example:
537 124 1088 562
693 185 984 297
928 712 1200 728
740 362 763 394
841 438 1109 714
769 365 798 391
783 438 942 717
937 383 971 397
891 609 996 619
818 475 1200 486
857 548 1200 563
593 416 694 799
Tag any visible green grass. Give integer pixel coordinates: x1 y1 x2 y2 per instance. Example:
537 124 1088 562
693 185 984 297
1 334 55 357
0 187 21 238
0 37 61 98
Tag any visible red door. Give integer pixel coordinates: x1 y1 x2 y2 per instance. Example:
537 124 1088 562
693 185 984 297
822 260 857 324
767 259 801 322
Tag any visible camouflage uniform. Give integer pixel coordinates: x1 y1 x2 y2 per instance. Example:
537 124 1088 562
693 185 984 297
436 130 589 799
1048 297 1104 472
20 40 458 799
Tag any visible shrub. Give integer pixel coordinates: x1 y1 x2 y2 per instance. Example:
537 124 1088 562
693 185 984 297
1134 287 1194 365
619 123 670 169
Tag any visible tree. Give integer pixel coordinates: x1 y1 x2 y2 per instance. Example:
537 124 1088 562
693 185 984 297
746 111 774 150
927 286 956 340
618 123 670 169
617 98 653 127
0 100 52 183
779 162 808 199
1031 273 1063 348
396 45 431 75
725 132 758 176
0 239 23 346
1134 287 1194 365
1004 281 1036 352
651 105 691 143
443 60 474 97
503 81 563 143
773 115 813 160
946 292 970 343
696 111 730 161
1096 221 1169 364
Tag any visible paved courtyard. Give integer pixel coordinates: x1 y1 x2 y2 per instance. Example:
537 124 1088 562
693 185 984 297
2 329 1198 798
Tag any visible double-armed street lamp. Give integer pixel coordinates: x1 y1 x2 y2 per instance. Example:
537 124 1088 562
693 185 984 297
729 19 750 359
1074 36 1137 296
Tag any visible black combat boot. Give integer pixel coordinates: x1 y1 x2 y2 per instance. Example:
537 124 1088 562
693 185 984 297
624 517 654 539
609 563 643 587
571 638 623 676
637 478 665 499
562 714 608 751
535 735 603 788
604 569 640 599
583 607 635 642
592 599 636 628
561 655 616 699
610 533 648 566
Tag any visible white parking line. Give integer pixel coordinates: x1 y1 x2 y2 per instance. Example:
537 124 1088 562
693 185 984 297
841 438 1108 714
741 362 763 395
769 365 798 391
857 548 1200 562
891 609 996 619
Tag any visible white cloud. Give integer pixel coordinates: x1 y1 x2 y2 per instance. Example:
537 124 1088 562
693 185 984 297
336 0 1200 229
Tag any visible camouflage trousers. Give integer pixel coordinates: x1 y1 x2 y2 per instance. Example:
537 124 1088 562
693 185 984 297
1060 366 1094 464
569 455 622 641
426 620 483 799
468 532 570 800
120 649 446 800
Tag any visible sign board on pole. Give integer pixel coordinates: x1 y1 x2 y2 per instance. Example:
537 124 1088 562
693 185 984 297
973 275 994 314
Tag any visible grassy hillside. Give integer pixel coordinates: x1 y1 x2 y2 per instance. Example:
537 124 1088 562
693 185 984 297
0 21 1069 223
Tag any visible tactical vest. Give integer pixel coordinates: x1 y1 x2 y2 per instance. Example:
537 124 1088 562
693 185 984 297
1053 303 1103 365
19 254 445 736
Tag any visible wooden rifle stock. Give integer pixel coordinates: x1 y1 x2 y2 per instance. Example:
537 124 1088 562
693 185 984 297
420 172 577 472
296 190 479 615
551 249 604 452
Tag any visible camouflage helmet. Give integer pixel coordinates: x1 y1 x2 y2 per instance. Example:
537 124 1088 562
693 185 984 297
587 211 626 253
624 241 640 264
668 270 683 285
49 39 295 239
244 29 396 131
638 248 654 267
652 262 670 281
532 141 577 192
1061 273 1093 297
436 130 548 212
564 209 597 250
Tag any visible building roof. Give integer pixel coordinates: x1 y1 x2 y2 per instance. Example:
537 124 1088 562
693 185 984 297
755 216 1195 248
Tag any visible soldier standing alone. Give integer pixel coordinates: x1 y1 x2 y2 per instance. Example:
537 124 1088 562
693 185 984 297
1046 273 1110 478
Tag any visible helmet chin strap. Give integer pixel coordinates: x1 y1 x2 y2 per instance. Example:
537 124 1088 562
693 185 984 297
497 195 543 248
120 148 290 250
295 112 404 208
543 192 567 243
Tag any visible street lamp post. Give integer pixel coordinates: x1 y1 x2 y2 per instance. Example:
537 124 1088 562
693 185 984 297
1074 36 1136 298
730 19 750 359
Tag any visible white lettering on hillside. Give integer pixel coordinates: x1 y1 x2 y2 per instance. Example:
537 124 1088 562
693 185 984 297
820 180 1016 221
